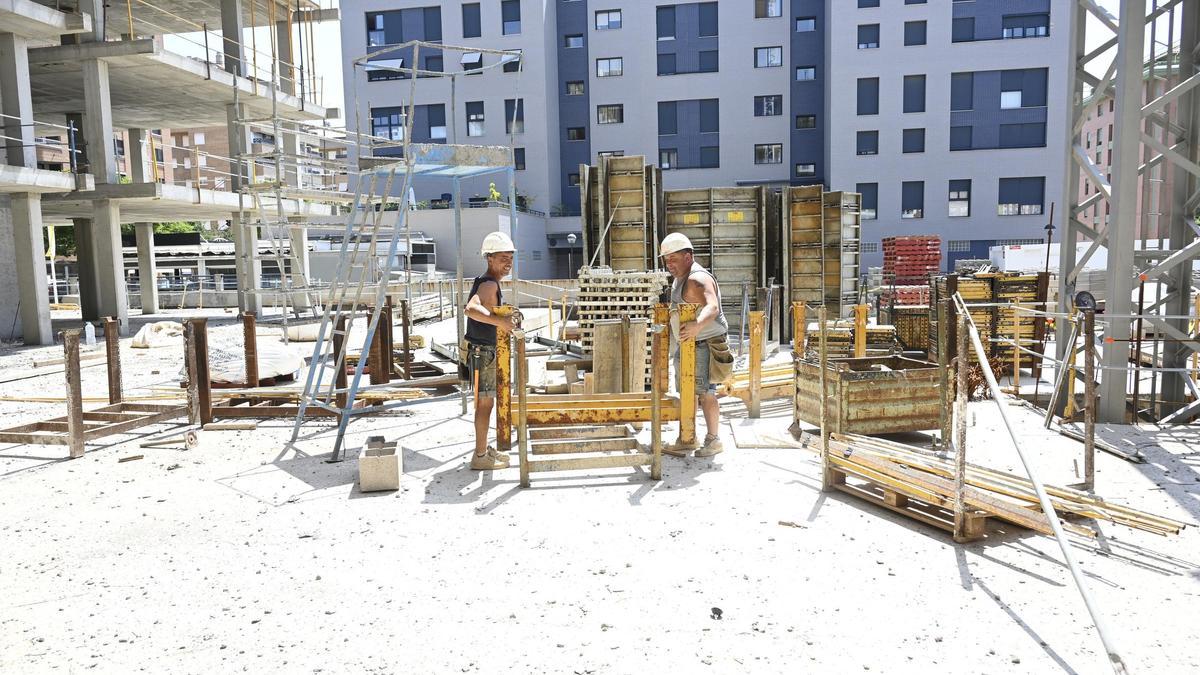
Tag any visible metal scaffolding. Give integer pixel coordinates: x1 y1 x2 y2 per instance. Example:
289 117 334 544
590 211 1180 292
1060 0 1200 423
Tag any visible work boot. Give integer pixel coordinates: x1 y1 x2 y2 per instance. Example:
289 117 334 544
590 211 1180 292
694 434 724 458
487 446 511 467
470 446 508 470
662 439 695 457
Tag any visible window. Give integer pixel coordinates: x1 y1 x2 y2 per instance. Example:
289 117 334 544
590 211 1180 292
466 101 485 137
367 13 386 46
903 75 925 113
514 147 525 170
796 17 815 32
371 107 406 141
699 99 719 133
905 0 926 4
1001 91 1022 109
595 10 621 30
902 181 924 219
596 57 623 77
999 123 1046 149
660 148 678 169
698 50 719 72
658 101 677 135
904 21 926 46
857 78 879 115
462 3 481 38
950 126 972 151
501 0 520 34
861 242 878 253
501 50 521 72
754 95 783 117
426 104 447 141
567 127 586 140
858 0 879 7
795 163 816 177
700 146 720 168
796 114 816 129
461 51 482 73
566 81 584 96
698 2 718 37
950 72 973 111
1003 14 1049 39
948 180 970 217
1001 68 1047 107
597 104 624 124
568 173 580 187
505 98 524 134
597 150 624 158
564 34 583 48
998 177 1045 215
796 66 816 81
755 143 783 164
902 128 925 153
857 24 879 49
857 183 877 220
194 132 205 145
657 6 675 39
755 47 783 68
952 17 975 42
856 130 878 156
948 240 971 253
658 53 676 76
755 0 782 19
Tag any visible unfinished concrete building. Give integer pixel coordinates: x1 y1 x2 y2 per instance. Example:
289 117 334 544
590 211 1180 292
0 0 339 344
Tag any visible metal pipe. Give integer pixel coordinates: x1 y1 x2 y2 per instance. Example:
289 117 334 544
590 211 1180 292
954 292 1127 674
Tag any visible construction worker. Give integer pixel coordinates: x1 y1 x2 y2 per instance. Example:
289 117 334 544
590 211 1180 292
660 232 731 457
463 231 517 470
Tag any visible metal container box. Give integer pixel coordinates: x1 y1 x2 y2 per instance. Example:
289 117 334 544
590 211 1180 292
793 356 942 434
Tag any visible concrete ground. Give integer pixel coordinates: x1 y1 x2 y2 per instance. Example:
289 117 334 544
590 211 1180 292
1 309 1198 674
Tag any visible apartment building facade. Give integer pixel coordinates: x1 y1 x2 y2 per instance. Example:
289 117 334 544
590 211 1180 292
339 0 1067 271
829 0 1067 270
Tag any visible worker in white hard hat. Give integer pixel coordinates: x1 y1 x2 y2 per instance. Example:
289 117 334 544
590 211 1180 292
660 232 730 457
462 231 517 470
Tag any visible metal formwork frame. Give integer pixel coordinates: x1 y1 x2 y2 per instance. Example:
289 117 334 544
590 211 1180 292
1060 0 1200 422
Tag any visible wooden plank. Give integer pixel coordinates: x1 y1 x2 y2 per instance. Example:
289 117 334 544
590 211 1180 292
81 405 188 442
592 319 624 394
526 453 653 474
103 317 122 404
203 421 259 431
0 431 70 445
243 312 259 387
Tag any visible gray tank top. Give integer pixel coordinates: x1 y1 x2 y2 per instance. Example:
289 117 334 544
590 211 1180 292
670 261 728 341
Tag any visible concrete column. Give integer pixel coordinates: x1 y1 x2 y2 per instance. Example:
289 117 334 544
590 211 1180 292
0 33 35 168
127 128 149 183
220 0 246 77
73 217 100 317
275 17 295 95
91 200 128 330
135 222 158 314
227 99 261 314
77 0 106 43
10 195 53 344
81 59 116 183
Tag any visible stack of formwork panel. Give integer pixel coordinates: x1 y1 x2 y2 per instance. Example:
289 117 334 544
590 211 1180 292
800 321 897 358
878 285 930 307
989 273 1049 370
826 191 862 309
579 156 663 271
662 186 771 334
929 274 995 364
576 267 671 386
883 236 942 284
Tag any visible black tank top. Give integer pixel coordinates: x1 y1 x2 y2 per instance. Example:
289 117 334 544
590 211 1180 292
465 274 503 346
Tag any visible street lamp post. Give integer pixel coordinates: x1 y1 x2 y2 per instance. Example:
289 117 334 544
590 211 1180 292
567 233 577 277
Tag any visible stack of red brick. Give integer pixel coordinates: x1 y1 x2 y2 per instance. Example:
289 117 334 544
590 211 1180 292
883 236 942 284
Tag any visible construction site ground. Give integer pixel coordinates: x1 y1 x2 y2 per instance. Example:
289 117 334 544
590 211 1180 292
1 309 1198 674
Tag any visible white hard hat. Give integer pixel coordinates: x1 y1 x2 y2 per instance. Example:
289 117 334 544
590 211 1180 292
480 231 516 256
659 232 693 257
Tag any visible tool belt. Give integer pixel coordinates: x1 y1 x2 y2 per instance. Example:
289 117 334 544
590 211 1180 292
706 336 734 385
458 339 494 380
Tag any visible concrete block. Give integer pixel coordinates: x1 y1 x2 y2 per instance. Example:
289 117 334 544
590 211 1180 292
358 436 400 492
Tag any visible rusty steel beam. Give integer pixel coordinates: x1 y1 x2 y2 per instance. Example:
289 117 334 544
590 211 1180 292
103 317 122 404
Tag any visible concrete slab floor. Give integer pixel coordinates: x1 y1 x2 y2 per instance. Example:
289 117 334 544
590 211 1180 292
0 308 1197 674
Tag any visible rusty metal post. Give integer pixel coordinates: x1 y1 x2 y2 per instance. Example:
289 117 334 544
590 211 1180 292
650 322 664 481
242 312 259 388
332 316 348 409
400 298 411 379
190 318 212 425
653 304 669 394
183 321 200 425
1083 308 1097 491
368 306 387 385
678 303 698 448
953 312 970 541
938 299 952 448
495 305 514 453
853 304 867 358
1010 301 1022 394
62 330 85 458
749 310 764 418
102 317 122 404
793 302 807 353
516 329 530 488
818 306 836 490
381 300 394 379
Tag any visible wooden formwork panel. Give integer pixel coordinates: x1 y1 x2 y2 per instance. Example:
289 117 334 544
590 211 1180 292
783 187 861 327
581 156 661 272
